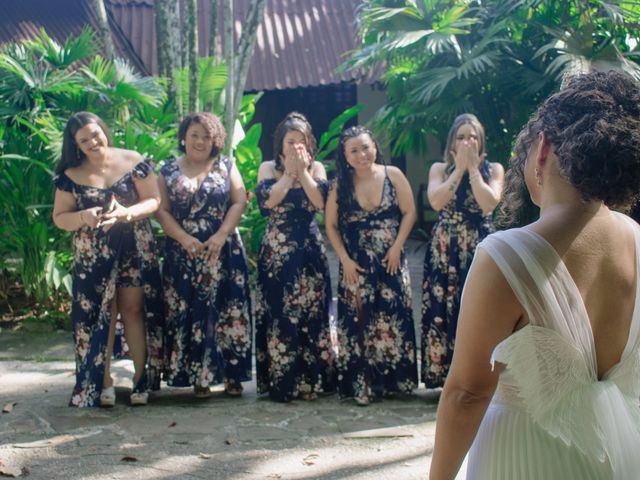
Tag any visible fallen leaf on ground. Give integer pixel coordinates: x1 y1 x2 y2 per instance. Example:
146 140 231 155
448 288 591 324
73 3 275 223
0 464 20 477
302 453 319 466
21 466 30 476
2 402 16 413
168 421 177 427
198 453 211 459
224 434 238 445
121 456 138 462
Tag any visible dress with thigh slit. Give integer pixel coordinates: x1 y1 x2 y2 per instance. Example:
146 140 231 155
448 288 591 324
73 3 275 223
335 168 418 400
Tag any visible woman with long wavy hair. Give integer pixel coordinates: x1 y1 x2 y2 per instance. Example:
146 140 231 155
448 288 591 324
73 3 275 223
325 125 418 405
52 112 163 407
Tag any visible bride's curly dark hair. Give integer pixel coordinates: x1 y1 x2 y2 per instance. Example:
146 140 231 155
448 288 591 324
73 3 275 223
335 125 385 231
498 70 640 227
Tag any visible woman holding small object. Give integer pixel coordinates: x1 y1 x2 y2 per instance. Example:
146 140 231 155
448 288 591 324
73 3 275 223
52 112 163 407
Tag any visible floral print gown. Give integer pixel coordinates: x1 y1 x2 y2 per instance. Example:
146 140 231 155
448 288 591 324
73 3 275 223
53 161 164 407
335 168 418 400
421 161 495 387
255 177 336 402
161 158 252 389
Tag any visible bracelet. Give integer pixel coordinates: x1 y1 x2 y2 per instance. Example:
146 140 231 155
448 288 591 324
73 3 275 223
469 173 480 182
124 209 133 223
448 180 458 192
79 210 86 225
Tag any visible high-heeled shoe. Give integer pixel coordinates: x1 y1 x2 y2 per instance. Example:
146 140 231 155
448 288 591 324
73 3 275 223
130 371 149 406
99 386 116 407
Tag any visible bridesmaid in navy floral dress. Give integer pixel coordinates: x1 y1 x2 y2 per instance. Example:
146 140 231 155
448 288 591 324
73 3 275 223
255 112 335 402
157 112 252 398
421 114 504 388
326 126 418 405
52 112 163 407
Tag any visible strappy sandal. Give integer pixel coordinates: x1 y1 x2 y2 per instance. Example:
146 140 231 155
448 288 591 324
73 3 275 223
354 395 370 406
300 392 318 401
193 385 212 399
99 386 116 407
224 381 243 397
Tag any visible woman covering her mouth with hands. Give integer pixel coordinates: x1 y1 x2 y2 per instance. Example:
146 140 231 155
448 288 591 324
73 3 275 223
255 112 336 402
52 111 164 407
325 125 418 406
421 114 504 392
156 112 252 399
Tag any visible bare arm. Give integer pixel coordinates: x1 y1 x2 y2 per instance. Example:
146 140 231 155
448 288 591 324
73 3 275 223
52 188 102 231
258 161 295 209
468 162 504 215
429 249 523 479
427 163 465 211
325 183 364 285
203 162 247 263
382 167 416 274
155 174 204 258
298 161 327 210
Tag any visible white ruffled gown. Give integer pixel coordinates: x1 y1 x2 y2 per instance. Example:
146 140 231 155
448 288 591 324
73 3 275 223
465 214 640 479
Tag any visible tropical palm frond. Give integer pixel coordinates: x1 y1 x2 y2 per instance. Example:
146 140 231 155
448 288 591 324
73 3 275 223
409 66 457 104
26 28 96 69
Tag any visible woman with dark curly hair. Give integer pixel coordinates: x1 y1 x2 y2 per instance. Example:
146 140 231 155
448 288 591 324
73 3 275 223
52 112 164 407
422 113 504 391
325 125 418 405
157 112 252 398
254 112 336 402
430 70 640 479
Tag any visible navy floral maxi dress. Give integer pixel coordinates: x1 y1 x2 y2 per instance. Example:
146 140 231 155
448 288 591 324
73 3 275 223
53 161 164 407
255 178 336 402
421 161 495 387
335 169 418 400
161 158 252 389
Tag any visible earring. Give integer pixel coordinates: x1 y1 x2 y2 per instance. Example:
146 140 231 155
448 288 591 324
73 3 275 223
180 140 185 146
534 167 542 186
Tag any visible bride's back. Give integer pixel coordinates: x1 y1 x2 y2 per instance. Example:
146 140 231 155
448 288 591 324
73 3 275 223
532 211 637 378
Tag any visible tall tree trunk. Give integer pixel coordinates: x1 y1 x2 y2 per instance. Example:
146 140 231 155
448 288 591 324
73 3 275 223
88 0 115 60
223 0 235 151
154 0 182 117
186 0 199 112
224 0 266 151
232 0 266 124
209 0 218 57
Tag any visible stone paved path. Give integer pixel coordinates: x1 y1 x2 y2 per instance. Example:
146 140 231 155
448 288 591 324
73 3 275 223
0 240 441 479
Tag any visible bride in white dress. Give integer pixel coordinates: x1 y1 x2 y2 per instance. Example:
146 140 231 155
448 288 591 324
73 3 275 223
429 70 640 480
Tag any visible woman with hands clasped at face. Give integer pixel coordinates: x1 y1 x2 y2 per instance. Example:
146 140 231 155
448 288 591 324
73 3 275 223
255 112 336 403
325 126 418 406
157 112 252 399
422 114 504 391
52 112 164 407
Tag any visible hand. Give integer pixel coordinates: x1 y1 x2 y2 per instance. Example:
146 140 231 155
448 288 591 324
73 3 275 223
100 198 129 232
281 153 298 180
294 144 310 175
382 244 402 275
179 235 204 259
203 231 228 265
80 207 103 229
451 147 468 172
341 256 365 286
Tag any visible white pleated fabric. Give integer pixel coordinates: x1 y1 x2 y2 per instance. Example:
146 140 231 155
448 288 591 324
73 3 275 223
465 213 640 480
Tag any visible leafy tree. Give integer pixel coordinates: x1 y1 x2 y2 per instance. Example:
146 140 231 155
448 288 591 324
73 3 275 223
346 0 640 162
